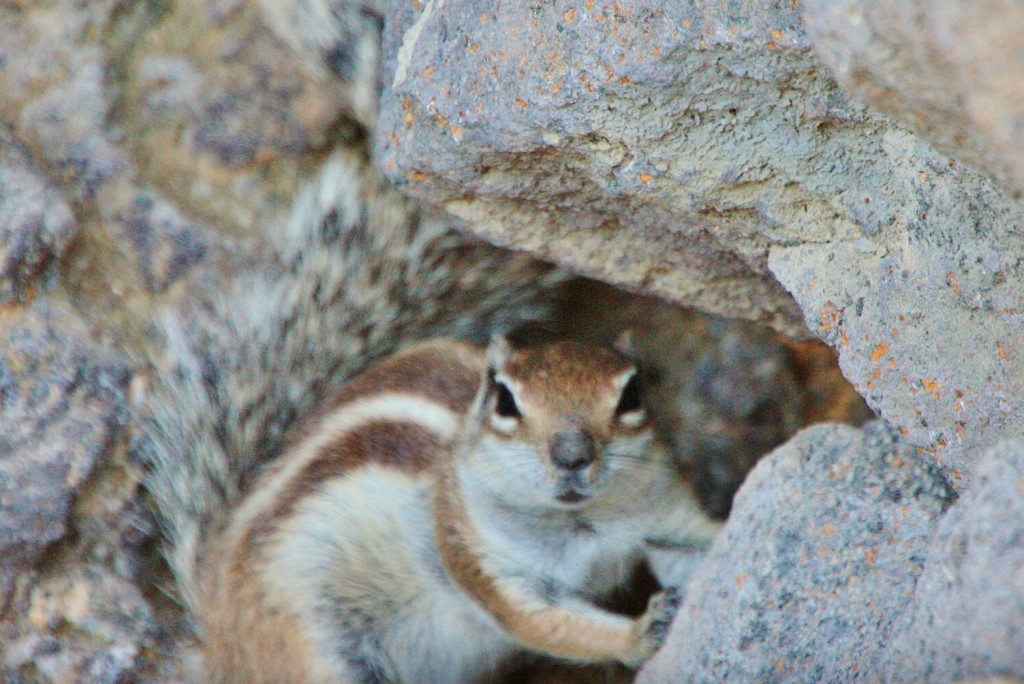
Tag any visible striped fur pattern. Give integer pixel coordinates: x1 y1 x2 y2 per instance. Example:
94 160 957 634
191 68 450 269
257 0 388 126
197 335 717 682
136 150 567 625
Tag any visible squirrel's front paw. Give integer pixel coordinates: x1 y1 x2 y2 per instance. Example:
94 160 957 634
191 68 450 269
624 587 681 667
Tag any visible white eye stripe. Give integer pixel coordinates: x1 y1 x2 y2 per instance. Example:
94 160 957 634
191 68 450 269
617 408 647 428
489 413 519 434
612 367 639 391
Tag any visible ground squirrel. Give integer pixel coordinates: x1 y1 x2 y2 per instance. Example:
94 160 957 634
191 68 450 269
198 335 711 682
137 3 717 675
136 149 561 653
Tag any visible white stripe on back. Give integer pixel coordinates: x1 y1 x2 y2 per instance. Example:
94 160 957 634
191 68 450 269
229 392 461 534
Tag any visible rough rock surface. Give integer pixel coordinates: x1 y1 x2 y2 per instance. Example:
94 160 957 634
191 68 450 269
377 0 1024 480
803 0 1024 200
886 440 1024 680
378 0 811 332
0 303 129 603
0 128 78 303
1 0 1021 681
0 1 353 680
638 422 956 682
0 0 352 344
3 566 156 683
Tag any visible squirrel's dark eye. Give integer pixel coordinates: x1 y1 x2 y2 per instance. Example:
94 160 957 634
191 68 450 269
495 382 522 419
615 373 642 417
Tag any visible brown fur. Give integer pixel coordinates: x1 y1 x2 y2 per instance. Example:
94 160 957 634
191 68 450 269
494 341 643 445
245 420 443 550
501 340 633 411
325 338 483 413
203 543 318 684
198 336 690 681
201 338 489 683
272 338 483 466
433 465 512 623
138 147 574 682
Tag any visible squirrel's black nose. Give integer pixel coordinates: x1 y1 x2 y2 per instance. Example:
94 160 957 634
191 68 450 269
550 427 597 471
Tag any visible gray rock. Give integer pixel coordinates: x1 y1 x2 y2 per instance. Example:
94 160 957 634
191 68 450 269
0 4 219 298
885 440 1024 681
121 0 354 234
0 303 130 602
136 55 206 118
803 0 1024 200
768 162 1024 480
1 565 155 683
190 69 314 168
9 34 131 203
377 0 813 332
377 0 1024 480
111 191 209 293
0 127 78 303
638 422 955 683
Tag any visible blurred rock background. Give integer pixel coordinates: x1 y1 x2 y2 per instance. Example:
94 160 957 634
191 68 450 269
1 0 1021 681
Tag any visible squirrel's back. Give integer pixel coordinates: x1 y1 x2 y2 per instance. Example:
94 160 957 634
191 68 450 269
201 338 492 684
135 149 568 647
195 335 706 683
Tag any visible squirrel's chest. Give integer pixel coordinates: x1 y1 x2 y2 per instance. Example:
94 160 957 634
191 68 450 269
496 515 647 593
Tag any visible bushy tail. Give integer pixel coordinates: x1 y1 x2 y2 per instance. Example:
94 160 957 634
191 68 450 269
135 150 567 619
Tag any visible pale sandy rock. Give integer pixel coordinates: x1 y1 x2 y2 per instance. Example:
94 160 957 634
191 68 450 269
803 0 1024 200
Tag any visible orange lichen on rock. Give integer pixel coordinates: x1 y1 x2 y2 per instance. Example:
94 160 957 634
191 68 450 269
946 272 962 295
818 300 842 333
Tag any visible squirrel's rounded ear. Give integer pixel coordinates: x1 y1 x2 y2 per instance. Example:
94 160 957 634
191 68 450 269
486 335 512 372
613 330 638 359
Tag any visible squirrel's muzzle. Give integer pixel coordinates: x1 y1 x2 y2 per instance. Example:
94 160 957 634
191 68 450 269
550 425 597 471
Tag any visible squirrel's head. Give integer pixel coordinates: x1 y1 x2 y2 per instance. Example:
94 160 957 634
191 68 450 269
460 335 654 510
